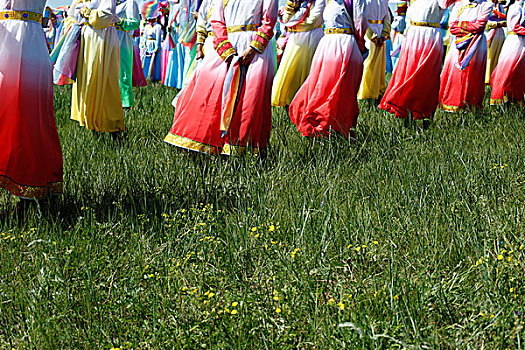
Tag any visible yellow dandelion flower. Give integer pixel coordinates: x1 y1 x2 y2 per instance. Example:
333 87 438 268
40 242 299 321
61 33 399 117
273 296 279 301
232 302 239 307
273 290 278 295
208 293 215 299
275 307 281 313
393 294 399 301
269 225 275 232
373 241 378 245
347 244 352 249
225 308 230 313
231 310 238 315
328 298 336 306
510 288 514 293
251 227 257 232
497 254 503 260
338 302 345 310
355 247 361 252
490 314 495 319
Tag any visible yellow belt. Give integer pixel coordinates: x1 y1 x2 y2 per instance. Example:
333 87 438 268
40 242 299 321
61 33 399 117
325 28 353 35
0 10 42 23
508 31 516 35
410 20 440 28
368 20 383 24
288 25 322 33
208 24 260 36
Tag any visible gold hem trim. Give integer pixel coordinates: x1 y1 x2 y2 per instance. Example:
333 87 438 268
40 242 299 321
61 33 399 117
0 175 62 199
222 143 266 156
164 133 221 155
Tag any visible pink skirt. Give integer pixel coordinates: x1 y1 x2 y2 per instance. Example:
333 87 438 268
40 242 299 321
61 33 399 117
132 40 147 87
439 36 488 111
289 33 363 137
490 33 525 106
379 26 444 119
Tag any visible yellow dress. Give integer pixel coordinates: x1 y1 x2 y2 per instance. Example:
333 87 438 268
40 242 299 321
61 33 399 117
71 0 125 132
271 0 325 107
358 15 391 100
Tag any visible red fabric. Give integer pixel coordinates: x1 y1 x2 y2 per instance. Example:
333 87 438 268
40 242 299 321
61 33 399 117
289 35 363 137
450 18 487 35
0 21 63 198
439 42 487 110
490 37 525 104
167 55 228 152
132 40 147 87
379 28 444 119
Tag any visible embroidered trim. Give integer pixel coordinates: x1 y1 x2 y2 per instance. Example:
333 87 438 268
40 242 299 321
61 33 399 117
0 175 62 199
250 40 266 53
368 19 383 24
164 133 221 154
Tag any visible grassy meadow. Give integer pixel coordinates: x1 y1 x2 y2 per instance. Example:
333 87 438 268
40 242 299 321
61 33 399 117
0 83 524 349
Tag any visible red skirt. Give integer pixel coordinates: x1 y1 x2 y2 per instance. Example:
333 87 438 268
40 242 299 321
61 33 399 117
379 26 444 119
490 33 525 106
0 19 63 198
289 33 363 137
165 33 275 155
439 37 488 111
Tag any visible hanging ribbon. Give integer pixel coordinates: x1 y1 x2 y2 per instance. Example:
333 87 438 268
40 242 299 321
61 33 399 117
220 56 247 136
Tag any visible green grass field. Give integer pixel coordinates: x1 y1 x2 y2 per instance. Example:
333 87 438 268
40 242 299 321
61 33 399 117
0 83 524 349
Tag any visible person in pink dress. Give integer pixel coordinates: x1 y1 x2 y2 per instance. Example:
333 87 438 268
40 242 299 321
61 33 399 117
439 0 494 112
490 0 525 106
379 0 456 126
0 0 63 206
288 0 370 138
164 0 277 156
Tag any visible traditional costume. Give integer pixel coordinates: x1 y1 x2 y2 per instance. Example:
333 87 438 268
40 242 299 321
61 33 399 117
484 2 506 83
165 0 278 155
71 0 125 133
0 0 63 198
389 2 407 71
490 0 525 106
357 0 390 100
116 0 141 107
379 0 455 120
289 0 369 137
142 18 163 81
271 0 325 107
439 0 493 111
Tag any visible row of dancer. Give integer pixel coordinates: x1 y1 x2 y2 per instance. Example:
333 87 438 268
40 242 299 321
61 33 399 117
164 0 525 156
1 0 524 202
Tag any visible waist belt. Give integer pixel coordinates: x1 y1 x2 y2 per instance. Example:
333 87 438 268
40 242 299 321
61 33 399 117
368 20 383 24
410 20 440 28
508 31 517 35
288 25 322 33
0 10 42 23
325 28 353 35
208 24 260 36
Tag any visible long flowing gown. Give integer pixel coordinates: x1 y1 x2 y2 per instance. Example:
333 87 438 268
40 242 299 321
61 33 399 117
165 0 278 155
289 0 368 137
357 0 390 100
490 1 525 106
0 0 63 198
379 0 455 120
439 0 493 111
71 0 125 132
271 0 325 107
116 0 141 107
